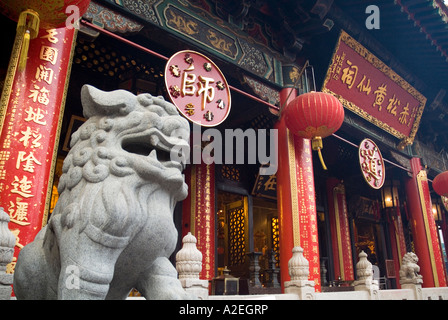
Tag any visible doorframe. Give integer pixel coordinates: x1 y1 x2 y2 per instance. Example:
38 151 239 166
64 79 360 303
216 182 254 273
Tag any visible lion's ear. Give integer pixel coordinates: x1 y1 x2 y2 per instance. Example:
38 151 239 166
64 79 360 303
81 85 137 118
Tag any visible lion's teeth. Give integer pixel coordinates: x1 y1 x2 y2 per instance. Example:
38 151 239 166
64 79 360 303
149 149 158 160
149 135 159 147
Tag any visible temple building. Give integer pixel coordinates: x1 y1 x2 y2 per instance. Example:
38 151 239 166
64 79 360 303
1 0 448 296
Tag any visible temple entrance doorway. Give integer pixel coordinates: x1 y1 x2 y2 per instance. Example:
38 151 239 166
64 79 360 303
353 218 389 288
217 192 249 278
216 189 279 287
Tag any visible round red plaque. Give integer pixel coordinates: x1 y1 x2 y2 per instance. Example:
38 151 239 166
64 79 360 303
164 50 231 127
359 138 385 189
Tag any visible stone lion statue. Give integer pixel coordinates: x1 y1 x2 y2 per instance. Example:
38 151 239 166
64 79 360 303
14 85 191 299
399 252 423 284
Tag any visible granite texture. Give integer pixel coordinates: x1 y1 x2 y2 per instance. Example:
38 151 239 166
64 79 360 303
14 85 191 299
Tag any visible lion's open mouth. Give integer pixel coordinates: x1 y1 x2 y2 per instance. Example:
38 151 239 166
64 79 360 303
121 130 188 172
122 141 170 160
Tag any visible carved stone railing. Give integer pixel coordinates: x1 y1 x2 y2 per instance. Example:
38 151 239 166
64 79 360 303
175 232 209 300
283 246 316 300
172 236 448 301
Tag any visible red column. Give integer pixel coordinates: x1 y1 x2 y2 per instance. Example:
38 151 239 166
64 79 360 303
276 88 321 292
441 209 448 261
388 204 407 288
326 178 354 282
405 158 447 287
276 114 294 292
0 27 76 272
182 162 215 280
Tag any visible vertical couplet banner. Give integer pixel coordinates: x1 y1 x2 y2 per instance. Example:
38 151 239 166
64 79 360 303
182 162 215 280
0 27 76 272
289 132 321 290
326 178 354 281
391 204 407 264
388 204 407 288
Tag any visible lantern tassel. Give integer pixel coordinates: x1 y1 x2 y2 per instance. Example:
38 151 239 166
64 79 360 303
312 136 328 170
317 148 328 171
16 10 40 71
18 30 30 71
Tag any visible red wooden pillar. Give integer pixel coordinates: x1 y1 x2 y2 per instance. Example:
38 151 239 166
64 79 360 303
388 204 408 288
182 161 215 280
405 158 447 287
276 88 321 292
0 27 76 273
326 178 354 282
441 207 448 261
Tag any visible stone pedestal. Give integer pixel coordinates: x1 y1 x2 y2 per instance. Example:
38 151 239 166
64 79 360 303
284 247 315 300
399 252 424 299
176 232 209 299
247 252 262 287
353 251 379 299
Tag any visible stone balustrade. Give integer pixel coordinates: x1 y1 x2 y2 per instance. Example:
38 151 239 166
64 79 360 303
175 232 209 300
175 235 448 301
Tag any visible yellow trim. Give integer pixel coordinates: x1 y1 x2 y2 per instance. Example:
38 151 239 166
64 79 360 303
416 170 439 287
190 165 197 236
333 183 345 280
243 196 250 251
393 219 402 266
287 129 300 247
0 29 24 136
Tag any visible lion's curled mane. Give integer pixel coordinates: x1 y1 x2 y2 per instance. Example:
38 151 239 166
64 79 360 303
13 85 192 300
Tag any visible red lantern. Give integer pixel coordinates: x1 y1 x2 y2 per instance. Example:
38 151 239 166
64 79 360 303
433 171 448 197
0 0 91 70
283 91 344 170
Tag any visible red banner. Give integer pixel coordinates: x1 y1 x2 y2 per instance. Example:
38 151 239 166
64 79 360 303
290 134 321 290
327 179 354 281
392 205 407 264
182 162 215 280
322 30 426 148
0 27 76 272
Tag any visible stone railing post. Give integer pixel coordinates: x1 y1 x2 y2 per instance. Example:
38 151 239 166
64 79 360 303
284 246 315 299
176 232 209 299
265 250 280 288
247 252 262 287
399 252 423 300
353 251 379 299
320 258 328 287
0 207 15 300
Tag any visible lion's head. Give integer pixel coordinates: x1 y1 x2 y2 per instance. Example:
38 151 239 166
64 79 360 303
58 85 190 198
402 252 419 265
53 85 190 236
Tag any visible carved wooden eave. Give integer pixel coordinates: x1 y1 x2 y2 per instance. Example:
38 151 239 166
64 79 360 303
81 0 144 39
